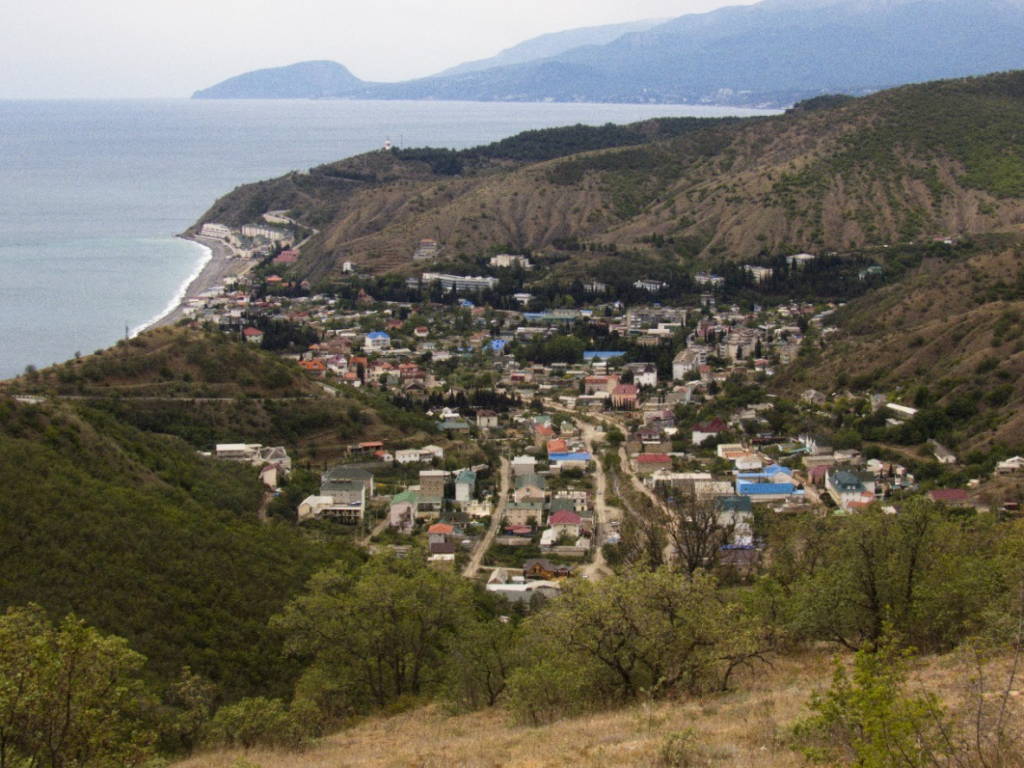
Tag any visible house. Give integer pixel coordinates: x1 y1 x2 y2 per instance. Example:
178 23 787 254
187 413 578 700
826 469 874 511
611 384 639 410
476 410 499 429
511 455 538 477
628 363 658 388
323 466 374 499
298 481 365 524
523 559 574 581
455 470 477 503
636 454 672 475
997 456 1024 475
389 490 418 533
801 389 827 406
514 473 547 504
547 510 582 539
242 327 264 344
692 418 728 446
427 523 454 545
717 496 754 546
215 443 261 462
504 500 544 527
930 440 957 465
736 465 799 501
419 470 447 498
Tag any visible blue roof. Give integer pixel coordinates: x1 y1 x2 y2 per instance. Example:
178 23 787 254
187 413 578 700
367 331 390 339
583 351 626 360
736 481 797 496
490 339 507 350
459 299 475 308
549 453 592 462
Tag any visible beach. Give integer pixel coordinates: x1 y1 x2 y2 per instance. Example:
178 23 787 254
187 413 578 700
146 236 252 331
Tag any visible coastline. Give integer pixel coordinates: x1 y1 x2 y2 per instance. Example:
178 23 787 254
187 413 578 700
143 236 252 332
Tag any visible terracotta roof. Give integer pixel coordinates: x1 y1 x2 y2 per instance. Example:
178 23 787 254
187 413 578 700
637 454 671 463
427 523 454 535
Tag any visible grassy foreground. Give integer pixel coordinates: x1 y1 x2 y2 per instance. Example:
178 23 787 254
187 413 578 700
175 651 834 767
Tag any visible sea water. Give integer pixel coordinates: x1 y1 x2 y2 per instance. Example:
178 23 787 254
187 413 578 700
0 99 775 380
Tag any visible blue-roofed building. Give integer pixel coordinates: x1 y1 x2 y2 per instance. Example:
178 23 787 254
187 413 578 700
548 452 592 471
364 331 391 352
459 299 475 308
489 339 507 353
736 466 800 501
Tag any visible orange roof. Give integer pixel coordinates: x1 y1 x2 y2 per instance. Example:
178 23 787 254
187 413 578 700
547 439 569 454
427 523 453 534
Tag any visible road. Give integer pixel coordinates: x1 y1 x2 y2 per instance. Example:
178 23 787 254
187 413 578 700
463 457 510 579
576 420 615 580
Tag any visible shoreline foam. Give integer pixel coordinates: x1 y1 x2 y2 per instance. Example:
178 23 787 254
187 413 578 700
131 238 213 337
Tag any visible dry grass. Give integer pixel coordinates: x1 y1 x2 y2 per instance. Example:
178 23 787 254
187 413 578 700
174 650 836 768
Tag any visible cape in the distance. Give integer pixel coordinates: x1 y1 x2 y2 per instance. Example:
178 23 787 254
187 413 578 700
193 0 1024 107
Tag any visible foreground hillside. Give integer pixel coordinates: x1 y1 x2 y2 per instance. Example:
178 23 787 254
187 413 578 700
0 393 359 700
193 72 1024 282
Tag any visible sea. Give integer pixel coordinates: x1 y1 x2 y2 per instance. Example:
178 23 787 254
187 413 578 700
0 99 775 380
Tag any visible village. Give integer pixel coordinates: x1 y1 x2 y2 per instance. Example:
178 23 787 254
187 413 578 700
192 218 1024 597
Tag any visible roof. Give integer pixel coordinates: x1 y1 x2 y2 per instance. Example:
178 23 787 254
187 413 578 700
391 489 418 505
427 523 453 534
242 327 263 336
549 511 582 525
929 489 970 504
549 453 591 462
366 331 390 340
515 472 547 490
694 418 728 433
638 453 672 463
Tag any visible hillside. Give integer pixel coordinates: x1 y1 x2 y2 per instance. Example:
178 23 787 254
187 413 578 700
192 71 1024 283
779 237 1024 452
0 392 360 700
191 0 1024 106
2 326 433 459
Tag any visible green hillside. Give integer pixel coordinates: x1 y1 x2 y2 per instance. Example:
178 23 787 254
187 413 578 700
0 394 361 701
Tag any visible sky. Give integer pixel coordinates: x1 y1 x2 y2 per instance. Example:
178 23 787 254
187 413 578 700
0 0 762 98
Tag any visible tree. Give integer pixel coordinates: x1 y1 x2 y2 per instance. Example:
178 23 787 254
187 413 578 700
0 605 155 768
273 551 477 718
505 568 771 723
771 500 1000 651
658 488 736 576
441 618 518 711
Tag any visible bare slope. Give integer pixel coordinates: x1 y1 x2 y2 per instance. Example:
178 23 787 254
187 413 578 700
192 72 1024 283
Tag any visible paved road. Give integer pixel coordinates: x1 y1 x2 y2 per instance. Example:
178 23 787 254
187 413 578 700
463 457 509 579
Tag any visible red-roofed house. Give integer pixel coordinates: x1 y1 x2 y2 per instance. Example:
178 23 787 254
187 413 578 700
428 523 454 544
242 327 263 344
636 454 672 474
546 439 569 456
548 510 582 538
273 250 298 265
534 423 556 447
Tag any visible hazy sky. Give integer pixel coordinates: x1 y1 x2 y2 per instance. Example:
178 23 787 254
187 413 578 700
1 0 762 98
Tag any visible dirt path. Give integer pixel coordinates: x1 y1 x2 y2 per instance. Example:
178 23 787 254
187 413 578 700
463 458 509 579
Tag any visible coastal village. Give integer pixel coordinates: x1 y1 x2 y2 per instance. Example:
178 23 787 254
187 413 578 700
185 216 1021 595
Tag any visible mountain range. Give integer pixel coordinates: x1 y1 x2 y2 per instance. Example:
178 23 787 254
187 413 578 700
193 0 1024 106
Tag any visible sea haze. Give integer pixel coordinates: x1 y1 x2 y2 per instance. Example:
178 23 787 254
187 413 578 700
0 99 774 380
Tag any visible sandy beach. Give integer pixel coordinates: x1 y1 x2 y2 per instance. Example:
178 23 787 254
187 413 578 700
147 236 252 330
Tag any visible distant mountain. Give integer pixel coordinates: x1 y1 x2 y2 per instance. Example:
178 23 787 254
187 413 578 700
192 0 1024 106
435 19 666 77
192 60 364 99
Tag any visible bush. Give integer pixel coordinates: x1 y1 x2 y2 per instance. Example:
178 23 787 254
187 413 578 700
205 697 303 750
